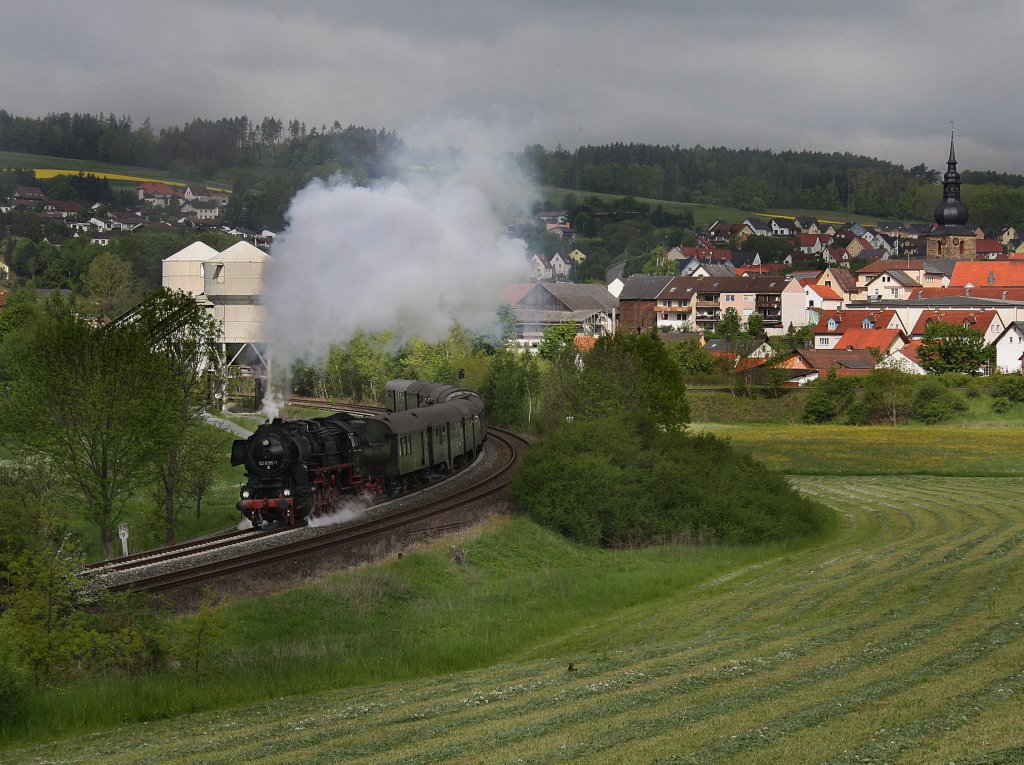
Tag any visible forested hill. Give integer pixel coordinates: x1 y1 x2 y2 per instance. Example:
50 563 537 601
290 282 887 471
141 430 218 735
4 110 1024 229
522 143 1024 227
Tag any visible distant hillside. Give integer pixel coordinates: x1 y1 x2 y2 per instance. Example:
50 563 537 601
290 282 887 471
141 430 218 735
527 143 1024 231
0 151 229 191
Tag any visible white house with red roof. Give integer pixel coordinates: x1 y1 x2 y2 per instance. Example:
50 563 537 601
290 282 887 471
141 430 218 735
992 322 1024 373
909 309 1004 344
834 327 906 357
136 181 180 208
802 280 843 320
530 253 553 281
812 309 906 350
795 233 831 255
878 340 927 375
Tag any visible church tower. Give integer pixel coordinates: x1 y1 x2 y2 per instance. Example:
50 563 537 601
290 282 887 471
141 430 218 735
924 130 976 260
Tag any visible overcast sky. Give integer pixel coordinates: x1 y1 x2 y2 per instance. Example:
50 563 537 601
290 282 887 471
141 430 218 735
5 1 1024 172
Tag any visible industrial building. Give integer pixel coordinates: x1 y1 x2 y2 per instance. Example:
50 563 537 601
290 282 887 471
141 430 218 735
162 240 269 375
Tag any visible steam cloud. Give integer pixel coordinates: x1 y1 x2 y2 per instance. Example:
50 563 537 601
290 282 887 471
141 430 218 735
261 145 533 380
306 497 372 528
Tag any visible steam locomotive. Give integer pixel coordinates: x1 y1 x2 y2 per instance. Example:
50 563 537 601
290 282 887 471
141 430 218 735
231 380 486 528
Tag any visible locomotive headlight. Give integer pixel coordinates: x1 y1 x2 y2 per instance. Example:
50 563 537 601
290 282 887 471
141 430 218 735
283 489 292 497
241 489 251 499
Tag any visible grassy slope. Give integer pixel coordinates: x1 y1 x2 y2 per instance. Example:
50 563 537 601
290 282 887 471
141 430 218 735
4 423 1024 762
540 186 887 229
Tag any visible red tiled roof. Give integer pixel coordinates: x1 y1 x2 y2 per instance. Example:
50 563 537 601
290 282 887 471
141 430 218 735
950 261 1024 287
805 282 842 301
975 239 1004 254
813 309 899 335
502 283 535 306
835 328 903 353
137 181 179 197
899 340 923 364
910 310 999 336
905 286 1024 300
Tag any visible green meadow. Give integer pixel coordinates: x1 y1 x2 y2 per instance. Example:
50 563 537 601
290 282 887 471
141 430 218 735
3 423 1023 763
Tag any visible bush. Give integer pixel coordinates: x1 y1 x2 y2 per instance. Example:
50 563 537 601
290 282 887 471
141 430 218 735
510 414 829 547
992 396 1014 414
844 400 869 425
802 369 856 424
911 380 966 424
991 375 1024 403
0 614 31 719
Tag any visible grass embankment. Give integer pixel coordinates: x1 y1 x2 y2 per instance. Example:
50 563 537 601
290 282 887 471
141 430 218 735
6 470 1024 764
687 388 809 424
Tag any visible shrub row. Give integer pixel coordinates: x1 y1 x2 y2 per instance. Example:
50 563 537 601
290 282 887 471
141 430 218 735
510 415 829 547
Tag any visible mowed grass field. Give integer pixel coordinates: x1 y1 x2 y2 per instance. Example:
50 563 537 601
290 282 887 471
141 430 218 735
5 424 1024 764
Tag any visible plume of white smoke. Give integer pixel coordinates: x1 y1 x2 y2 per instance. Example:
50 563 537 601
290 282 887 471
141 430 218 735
306 497 372 528
261 385 287 421
261 132 534 381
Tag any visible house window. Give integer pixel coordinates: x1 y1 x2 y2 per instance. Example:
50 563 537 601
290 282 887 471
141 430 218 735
818 337 829 346
725 294 736 302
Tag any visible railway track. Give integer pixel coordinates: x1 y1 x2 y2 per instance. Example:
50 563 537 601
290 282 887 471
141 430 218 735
92 426 529 593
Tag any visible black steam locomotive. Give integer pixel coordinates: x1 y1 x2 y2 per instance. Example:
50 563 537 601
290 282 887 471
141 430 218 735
231 380 486 528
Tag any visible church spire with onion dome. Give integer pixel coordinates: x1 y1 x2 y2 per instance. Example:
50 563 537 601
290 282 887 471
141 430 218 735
934 128 969 226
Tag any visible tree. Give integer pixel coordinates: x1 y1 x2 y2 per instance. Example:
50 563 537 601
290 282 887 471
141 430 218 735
83 250 133 322
480 348 540 429
861 368 915 425
668 339 719 376
916 321 993 374
496 303 517 346
1 304 180 557
716 307 742 341
746 312 764 337
538 322 578 360
545 331 689 433
0 501 95 685
132 289 223 544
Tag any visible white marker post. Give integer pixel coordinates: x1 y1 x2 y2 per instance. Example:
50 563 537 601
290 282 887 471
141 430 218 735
118 522 129 557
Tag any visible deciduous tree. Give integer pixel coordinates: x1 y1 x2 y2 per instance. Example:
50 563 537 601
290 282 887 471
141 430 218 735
132 289 222 544
1 304 179 557
917 321 993 374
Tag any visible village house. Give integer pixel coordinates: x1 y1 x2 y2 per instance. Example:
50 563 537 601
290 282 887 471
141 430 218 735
863 269 921 302
776 348 877 384
511 282 619 349
992 322 1024 373
549 252 572 279
812 309 907 349
908 309 1004 344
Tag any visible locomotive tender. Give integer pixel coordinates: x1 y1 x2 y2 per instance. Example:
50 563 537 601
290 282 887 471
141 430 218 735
232 379 486 528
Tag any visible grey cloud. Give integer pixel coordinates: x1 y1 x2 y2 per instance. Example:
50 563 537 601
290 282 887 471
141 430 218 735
3 1 1023 170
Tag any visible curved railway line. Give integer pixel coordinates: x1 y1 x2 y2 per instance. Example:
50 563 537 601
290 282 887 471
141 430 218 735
89 421 530 595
